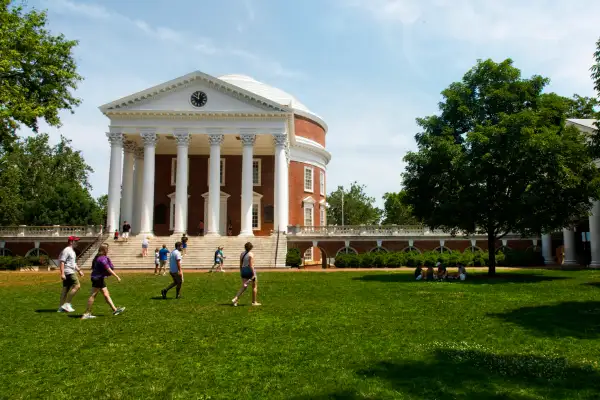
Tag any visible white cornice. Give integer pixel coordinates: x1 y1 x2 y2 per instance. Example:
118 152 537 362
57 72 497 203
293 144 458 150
294 110 328 133
99 71 291 114
105 110 290 120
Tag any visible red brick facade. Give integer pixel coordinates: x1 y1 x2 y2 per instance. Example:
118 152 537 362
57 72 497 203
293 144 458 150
294 116 326 147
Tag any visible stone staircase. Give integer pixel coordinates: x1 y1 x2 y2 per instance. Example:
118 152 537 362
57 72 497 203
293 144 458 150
101 234 287 269
79 233 111 269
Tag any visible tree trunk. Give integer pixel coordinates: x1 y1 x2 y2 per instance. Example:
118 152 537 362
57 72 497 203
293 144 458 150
488 231 496 276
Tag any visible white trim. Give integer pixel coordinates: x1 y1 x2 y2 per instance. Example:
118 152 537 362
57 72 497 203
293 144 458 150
167 192 190 231
302 196 316 204
207 158 226 186
304 204 314 226
252 191 263 231
253 158 262 186
304 166 314 193
320 205 326 227
336 246 358 256
289 144 331 171
295 136 326 149
320 170 325 196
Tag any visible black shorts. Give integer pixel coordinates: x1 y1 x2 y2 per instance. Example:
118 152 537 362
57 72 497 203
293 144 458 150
62 274 79 288
91 277 106 289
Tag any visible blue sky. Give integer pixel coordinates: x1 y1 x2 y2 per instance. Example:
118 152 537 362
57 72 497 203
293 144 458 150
27 0 600 207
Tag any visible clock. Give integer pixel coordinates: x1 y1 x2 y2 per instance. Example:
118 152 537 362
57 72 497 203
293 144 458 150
190 91 207 108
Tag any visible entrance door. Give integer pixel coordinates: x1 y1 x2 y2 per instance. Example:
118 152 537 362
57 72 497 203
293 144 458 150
202 191 230 235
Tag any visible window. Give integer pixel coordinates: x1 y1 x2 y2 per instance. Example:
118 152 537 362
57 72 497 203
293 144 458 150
169 202 176 230
304 247 313 261
320 171 325 195
304 166 313 192
252 203 259 230
253 159 261 186
171 158 190 186
304 206 314 226
320 206 326 226
207 158 226 186
0 248 12 256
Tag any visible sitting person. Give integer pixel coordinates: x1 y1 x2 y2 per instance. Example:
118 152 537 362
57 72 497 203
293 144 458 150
414 265 423 280
436 262 448 280
458 263 467 281
425 265 434 280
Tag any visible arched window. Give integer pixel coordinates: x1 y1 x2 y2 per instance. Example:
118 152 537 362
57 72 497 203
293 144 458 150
370 246 388 253
336 247 358 256
496 246 512 254
25 248 49 257
464 246 483 253
0 248 13 256
433 246 452 254
402 246 421 253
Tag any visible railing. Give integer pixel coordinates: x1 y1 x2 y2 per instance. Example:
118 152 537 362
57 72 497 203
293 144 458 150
0 225 104 238
77 232 110 268
287 225 483 237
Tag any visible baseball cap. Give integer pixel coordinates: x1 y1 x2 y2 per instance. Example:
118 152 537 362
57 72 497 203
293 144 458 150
68 236 80 242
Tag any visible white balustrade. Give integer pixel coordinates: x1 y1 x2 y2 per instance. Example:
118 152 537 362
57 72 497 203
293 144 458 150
0 226 103 237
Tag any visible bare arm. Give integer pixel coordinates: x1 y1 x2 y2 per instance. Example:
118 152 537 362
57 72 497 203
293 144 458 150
59 261 65 279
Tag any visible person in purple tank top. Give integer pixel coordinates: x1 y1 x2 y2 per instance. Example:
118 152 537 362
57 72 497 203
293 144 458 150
81 244 126 320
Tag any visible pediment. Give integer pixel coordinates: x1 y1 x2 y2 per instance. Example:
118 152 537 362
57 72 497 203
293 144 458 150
99 71 290 115
201 191 231 199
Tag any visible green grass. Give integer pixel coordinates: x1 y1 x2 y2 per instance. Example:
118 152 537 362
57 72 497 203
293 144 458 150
1 269 600 399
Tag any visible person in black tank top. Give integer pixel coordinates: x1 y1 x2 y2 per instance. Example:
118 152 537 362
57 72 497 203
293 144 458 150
231 242 261 307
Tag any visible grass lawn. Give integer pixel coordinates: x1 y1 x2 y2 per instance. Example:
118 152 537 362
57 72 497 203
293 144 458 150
1 269 600 399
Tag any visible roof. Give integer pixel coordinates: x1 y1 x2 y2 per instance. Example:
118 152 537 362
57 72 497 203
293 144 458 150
218 74 327 132
566 119 598 130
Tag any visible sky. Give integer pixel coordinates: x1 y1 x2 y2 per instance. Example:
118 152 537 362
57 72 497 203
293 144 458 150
24 0 600 207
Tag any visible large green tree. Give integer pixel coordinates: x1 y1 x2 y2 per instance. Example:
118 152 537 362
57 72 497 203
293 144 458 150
402 59 600 274
0 0 82 149
593 37 600 99
327 182 382 225
381 191 419 225
565 94 598 119
0 133 103 225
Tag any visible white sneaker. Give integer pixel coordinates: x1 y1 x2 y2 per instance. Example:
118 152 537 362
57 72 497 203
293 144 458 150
81 313 96 320
252 302 262 307
232 298 238 307
61 303 75 313
57 307 65 313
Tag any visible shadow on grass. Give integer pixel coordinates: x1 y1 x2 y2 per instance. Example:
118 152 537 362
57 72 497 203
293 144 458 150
491 301 600 339
35 309 58 313
354 273 568 285
150 296 172 300
584 282 600 289
355 348 600 400
289 391 365 400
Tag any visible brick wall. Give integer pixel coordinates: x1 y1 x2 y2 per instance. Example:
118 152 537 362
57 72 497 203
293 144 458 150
288 161 326 227
294 115 326 146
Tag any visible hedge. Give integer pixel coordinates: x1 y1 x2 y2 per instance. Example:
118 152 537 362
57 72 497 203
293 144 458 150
334 249 544 268
285 248 302 268
0 256 50 270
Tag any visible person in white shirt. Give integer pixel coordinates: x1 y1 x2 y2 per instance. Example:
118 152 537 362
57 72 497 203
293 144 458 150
161 242 183 299
58 236 84 313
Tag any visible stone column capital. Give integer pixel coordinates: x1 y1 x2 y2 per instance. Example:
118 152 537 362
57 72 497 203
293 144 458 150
106 132 124 146
273 133 288 147
141 130 158 147
134 147 144 159
173 131 191 147
240 133 256 146
208 134 225 146
123 140 137 153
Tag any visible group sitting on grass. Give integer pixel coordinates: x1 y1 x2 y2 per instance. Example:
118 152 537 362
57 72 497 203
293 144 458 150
415 262 467 281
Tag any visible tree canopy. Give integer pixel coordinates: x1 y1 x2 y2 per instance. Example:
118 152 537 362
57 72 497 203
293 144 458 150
565 94 598 119
327 182 382 225
0 134 104 225
0 0 82 149
381 191 419 225
402 58 600 274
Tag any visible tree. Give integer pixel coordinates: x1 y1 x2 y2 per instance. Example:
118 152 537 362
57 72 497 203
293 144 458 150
96 195 108 227
0 0 82 149
402 59 600 275
381 191 419 225
565 94 599 119
327 182 382 225
0 133 103 225
592 36 600 100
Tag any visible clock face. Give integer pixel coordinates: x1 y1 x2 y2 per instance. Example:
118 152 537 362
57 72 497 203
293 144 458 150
190 91 207 108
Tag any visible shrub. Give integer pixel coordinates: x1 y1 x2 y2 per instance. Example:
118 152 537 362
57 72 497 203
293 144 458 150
405 251 423 267
500 249 544 266
286 248 302 268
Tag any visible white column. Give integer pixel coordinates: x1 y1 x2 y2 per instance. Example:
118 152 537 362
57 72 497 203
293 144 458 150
173 130 190 234
589 201 600 268
541 233 553 265
207 132 224 236
106 131 123 233
140 129 158 235
132 148 144 234
120 140 136 228
562 228 577 266
274 132 289 232
240 131 256 236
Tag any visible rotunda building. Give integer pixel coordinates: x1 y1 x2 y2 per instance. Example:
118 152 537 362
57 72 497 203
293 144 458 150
99 71 330 237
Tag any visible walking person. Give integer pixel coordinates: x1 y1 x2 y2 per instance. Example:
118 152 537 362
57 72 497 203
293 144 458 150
231 242 261 307
154 247 160 275
209 246 226 273
81 244 126 319
122 221 131 242
141 235 149 257
58 236 84 313
161 242 183 299
181 234 188 256
158 244 170 275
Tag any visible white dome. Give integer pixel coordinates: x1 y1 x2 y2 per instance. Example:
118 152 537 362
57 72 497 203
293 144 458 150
218 74 325 128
